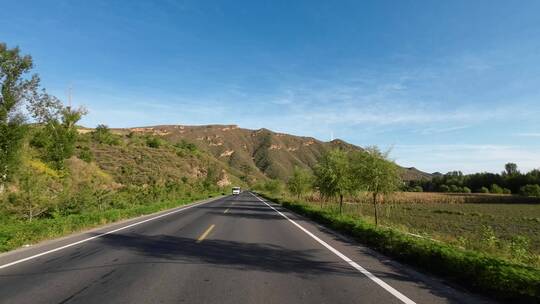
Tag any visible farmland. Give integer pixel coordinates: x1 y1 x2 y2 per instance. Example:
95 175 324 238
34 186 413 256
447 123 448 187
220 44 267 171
285 192 540 267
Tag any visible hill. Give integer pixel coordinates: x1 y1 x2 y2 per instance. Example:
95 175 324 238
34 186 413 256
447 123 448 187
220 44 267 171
105 124 431 183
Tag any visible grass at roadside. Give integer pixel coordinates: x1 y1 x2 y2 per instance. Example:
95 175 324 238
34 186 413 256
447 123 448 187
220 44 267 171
301 192 540 267
257 192 540 302
0 193 221 253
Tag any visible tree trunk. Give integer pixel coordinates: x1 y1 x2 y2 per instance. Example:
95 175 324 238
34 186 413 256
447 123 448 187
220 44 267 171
339 194 343 215
0 172 6 193
373 192 379 226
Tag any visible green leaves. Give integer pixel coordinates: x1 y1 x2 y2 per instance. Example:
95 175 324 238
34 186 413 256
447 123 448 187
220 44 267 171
0 43 35 188
313 149 353 200
349 147 401 196
287 166 312 198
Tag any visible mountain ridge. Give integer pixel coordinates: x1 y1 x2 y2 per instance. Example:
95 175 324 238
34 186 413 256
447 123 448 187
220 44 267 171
96 124 431 183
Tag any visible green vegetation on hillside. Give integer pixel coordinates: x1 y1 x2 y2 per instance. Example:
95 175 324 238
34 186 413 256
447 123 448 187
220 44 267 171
0 43 238 251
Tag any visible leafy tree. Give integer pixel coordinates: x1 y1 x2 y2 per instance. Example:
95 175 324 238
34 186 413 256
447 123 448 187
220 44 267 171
520 184 540 197
502 188 511 195
7 169 54 221
0 43 37 191
92 124 118 145
504 163 519 176
313 149 353 214
462 186 472 193
350 147 401 226
287 166 312 199
35 107 86 169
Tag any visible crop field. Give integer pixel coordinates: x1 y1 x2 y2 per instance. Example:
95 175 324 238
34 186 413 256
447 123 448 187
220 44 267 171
294 192 540 267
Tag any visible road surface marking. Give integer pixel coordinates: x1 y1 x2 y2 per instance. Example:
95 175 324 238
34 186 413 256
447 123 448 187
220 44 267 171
250 192 416 304
197 224 215 243
0 197 225 271
224 208 230 214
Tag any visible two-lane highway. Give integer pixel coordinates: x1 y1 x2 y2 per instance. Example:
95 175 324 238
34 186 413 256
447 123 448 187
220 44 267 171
0 192 491 303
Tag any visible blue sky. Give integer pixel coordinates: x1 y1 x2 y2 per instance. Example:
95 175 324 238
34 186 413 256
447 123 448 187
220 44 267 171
1 0 540 173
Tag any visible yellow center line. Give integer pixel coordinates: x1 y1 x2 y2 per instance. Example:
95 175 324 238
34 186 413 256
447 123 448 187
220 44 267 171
196 224 215 243
224 208 230 214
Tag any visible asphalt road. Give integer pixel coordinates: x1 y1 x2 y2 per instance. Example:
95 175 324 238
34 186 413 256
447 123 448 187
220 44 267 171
0 192 493 304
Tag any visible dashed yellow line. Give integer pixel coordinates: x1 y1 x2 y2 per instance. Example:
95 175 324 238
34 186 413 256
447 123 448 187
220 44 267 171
196 224 215 243
224 208 230 214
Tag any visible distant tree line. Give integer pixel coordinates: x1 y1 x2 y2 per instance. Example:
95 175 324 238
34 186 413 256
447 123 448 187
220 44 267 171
407 163 540 197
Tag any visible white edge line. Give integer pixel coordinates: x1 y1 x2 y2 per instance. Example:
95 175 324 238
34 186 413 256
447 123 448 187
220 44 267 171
250 192 416 304
0 196 223 270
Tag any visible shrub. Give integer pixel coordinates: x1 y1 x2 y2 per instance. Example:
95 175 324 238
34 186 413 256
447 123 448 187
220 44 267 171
520 184 540 197
439 184 450 192
78 146 93 163
254 179 283 196
92 124 120 145
175 140 197 152
503 188 512 195
412 185 423 192
490 184 503 194
146 136 162 148
449 184 460 193
478 187 490 193
462 186 472 193
287 167 312 198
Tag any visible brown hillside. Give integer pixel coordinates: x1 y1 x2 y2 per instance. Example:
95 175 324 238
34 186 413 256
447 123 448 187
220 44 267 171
108 124 431 182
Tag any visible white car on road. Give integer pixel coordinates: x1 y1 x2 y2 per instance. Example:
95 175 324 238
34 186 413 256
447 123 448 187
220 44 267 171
232 187 241 195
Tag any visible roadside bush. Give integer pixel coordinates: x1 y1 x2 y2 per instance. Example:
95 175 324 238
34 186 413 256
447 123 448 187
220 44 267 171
520 184 540 197
478 187 490 194
490 184 503 194
6 169 56 221
254 179 283 196
502 188 512 194
439 184 450 192
462 186 472 193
